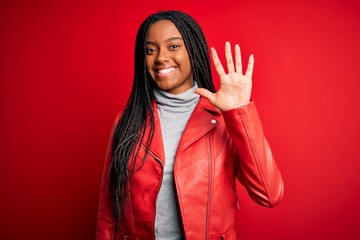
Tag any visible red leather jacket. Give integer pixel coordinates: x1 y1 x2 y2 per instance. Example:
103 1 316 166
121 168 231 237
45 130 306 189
96 98 284 240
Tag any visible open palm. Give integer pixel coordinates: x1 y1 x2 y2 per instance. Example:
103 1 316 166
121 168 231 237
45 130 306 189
195 42 254 111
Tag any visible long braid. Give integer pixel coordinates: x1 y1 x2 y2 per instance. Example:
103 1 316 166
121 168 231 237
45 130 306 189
108 10 215 236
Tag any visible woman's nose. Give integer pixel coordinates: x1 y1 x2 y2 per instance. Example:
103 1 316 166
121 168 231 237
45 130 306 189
155 49 169 64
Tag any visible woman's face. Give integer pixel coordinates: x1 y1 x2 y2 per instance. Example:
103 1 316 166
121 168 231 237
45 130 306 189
146 20 193 95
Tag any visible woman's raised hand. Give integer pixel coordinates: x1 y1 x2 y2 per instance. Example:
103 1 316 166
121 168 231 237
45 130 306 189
195 42 254 111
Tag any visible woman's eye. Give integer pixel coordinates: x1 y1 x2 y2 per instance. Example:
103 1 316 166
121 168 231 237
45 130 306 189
146 48 156 55
170 45 180 50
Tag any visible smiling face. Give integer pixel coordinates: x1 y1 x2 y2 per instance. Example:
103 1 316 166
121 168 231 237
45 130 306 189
146 20 193 95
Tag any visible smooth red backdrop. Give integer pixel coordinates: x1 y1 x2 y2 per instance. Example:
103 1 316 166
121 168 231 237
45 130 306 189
1 0 360 239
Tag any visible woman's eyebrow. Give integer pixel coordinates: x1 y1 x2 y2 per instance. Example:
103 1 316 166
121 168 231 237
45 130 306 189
165 37 183 42
146 37 183 45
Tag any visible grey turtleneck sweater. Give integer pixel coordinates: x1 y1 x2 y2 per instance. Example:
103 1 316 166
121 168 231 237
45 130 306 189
153 83 199 240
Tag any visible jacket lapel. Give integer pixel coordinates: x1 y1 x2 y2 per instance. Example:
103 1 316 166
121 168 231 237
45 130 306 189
176 97 220 156
140 103 165 165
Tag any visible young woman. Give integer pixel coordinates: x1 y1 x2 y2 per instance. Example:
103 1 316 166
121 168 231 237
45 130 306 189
96 10 284 240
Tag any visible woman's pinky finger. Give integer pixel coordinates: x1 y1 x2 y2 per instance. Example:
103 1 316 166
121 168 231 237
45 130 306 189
245 54 254 79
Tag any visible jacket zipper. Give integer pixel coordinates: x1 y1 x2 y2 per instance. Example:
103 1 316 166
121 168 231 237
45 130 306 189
151 155 163 240
206 133 211 239
153 168 163 240
140 144 164 240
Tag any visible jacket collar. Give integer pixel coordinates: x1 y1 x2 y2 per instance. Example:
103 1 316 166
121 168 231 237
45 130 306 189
196 97 221 115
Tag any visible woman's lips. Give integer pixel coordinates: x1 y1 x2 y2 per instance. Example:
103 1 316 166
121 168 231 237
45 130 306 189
155 67 175 77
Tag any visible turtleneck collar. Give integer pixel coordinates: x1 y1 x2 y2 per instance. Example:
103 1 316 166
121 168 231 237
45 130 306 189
153 82 200 112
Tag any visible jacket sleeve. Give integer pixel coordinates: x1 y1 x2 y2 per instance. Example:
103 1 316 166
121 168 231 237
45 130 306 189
222 101 284 207
96 113 121 240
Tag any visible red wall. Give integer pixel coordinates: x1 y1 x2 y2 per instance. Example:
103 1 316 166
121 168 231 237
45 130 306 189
1 0 360 239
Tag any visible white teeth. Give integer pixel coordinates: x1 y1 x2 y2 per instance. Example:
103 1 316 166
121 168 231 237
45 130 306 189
158 67 175 74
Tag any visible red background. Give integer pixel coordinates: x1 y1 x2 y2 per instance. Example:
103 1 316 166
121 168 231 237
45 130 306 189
1 0 360 239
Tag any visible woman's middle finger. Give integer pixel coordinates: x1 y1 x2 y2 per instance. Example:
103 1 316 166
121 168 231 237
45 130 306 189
225 42 235 73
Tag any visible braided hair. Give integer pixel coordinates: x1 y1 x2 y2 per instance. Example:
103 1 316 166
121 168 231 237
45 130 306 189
109 10 216 230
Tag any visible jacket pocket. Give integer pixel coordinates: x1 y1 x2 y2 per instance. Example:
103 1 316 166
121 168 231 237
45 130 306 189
116 232 139 240
209 229 237 240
